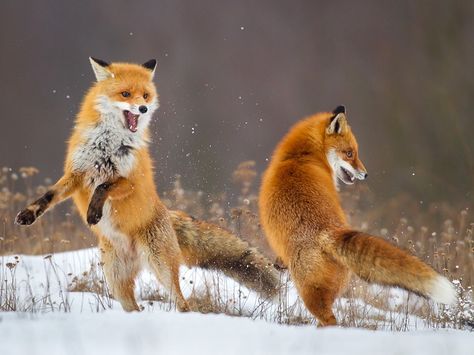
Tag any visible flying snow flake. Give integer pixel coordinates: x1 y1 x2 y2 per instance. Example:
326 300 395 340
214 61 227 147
240 26 245 30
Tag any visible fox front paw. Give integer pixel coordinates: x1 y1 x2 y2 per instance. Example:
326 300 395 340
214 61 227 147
15 208 37 225
86 205 103 225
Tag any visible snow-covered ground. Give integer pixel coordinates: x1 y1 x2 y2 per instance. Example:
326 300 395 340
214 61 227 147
0 249 472 355
1 311 473 355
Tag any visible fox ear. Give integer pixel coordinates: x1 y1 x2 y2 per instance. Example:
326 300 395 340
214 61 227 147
332 105 346 115
327 112 348 135
142 59 157 78
89 57 114 81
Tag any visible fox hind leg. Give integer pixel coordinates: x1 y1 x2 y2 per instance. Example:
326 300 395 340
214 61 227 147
100 238 141 312
291 249 350 327
142 223 190 312
298 283 339 327
150 256 190 312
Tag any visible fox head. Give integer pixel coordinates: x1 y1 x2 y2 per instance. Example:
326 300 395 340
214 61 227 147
324 106 367 186
88 57 159 134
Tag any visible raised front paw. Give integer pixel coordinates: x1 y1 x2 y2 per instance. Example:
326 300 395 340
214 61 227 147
15 208 37 225
87 204 103 225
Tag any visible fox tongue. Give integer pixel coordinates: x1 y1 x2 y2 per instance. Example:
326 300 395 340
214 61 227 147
125 111 139 132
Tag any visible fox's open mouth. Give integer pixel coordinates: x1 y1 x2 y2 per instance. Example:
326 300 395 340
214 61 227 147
340 167 355 184
123 110 139 132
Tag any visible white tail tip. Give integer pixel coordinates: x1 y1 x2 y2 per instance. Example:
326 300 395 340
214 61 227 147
428 275 457 305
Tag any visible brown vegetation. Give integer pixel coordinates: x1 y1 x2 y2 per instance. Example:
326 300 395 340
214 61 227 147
0 163 472 329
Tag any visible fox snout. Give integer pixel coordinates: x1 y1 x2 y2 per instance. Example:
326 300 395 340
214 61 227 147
139 105 148 114
354 159 368 180
356 170 368 180
327 149 368 185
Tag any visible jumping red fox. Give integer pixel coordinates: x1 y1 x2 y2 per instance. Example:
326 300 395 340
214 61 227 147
259 106 457 326
15 58 279 312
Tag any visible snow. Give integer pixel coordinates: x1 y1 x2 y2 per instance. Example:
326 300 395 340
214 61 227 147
1 311 472 355
1 249 473 355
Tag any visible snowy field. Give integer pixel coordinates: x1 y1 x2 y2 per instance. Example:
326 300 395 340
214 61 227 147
1 311 473 355
0 249 473 355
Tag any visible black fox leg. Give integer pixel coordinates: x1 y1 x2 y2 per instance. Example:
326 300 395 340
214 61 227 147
15 191 55 225
86 182 111 225
87 178 134 225
15 174 80 226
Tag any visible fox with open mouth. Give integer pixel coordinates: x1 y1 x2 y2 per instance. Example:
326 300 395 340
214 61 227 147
259 106 457 326
15 58 279 312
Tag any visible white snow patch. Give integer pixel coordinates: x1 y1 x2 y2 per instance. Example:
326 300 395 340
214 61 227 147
0 312 473 355
0 249 472 355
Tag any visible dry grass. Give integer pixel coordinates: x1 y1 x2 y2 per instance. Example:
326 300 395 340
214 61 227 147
0 163 473 330
0 167 95 255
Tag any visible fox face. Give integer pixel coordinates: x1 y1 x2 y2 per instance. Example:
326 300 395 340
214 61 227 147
89 57 159 134
324 106 367 186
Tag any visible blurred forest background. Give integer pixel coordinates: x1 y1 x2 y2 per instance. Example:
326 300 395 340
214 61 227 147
1 0 473 212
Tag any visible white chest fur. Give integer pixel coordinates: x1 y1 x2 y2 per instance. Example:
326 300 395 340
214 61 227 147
71 113 145 188
96 200 129 247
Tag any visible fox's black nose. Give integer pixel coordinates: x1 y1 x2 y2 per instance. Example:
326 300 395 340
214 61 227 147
139 105 148 114
363 173 368 179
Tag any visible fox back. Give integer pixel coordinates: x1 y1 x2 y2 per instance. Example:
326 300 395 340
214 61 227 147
259 107 367 262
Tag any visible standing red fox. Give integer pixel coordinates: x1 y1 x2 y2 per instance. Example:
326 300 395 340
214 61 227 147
15 58 279 312
259 106 457 326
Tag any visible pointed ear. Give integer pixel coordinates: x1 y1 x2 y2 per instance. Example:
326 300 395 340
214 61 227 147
332 105 346 115
326 113 348 135
142 59 157 78
89 57 114 81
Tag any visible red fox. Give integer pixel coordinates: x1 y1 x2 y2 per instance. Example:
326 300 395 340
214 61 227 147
259 106 457 326
15 58 279 312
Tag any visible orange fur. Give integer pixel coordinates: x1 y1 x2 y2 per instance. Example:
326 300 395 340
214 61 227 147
16 58 279 312
259 109 456 326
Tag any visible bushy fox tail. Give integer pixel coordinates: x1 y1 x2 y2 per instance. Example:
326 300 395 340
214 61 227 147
329 230 457 305
169 210 280 299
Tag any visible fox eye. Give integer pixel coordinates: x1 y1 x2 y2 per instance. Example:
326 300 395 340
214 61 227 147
143 93 149 99
121 91 131 98
345 150 353 158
